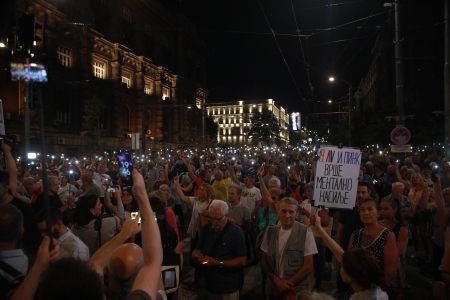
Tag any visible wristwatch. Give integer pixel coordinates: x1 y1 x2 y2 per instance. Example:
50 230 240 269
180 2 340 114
219 261 223 267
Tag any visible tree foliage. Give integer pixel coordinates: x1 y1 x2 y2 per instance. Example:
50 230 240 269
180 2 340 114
206 117 219 146
249 109 281 147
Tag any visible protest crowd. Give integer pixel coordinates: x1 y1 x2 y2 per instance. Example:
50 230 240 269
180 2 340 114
1 140 450 300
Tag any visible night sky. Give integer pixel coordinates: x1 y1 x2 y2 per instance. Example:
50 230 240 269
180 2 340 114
159 0 439 119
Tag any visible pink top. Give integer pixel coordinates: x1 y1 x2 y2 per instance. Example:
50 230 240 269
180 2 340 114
165 208 180 242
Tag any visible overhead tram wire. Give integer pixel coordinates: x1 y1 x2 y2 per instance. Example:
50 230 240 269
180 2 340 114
312 0 385 90
257 0 306 102
289 0 321 128
257 0 322 134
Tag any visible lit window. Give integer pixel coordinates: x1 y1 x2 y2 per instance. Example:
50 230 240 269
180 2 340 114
93 62 105 78
123 6 131 22
122 76 131 88
144 80 153 95
57 46 71 67
162 87 169 100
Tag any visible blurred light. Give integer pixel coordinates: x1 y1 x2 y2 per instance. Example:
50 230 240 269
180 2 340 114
329 77 335 82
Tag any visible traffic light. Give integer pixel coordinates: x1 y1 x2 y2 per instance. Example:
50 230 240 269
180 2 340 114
20 14 42 58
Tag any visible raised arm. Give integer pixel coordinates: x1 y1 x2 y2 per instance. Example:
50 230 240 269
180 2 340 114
173 176 191 204
131 170 163 299
184 158 198 181
10 237 59 300
2 140 18 196
103 185 117 214
434 174 449 231
228 164 242 185
394 163 410 190
313 212 344 263
257 166 277 214
89 218 141 275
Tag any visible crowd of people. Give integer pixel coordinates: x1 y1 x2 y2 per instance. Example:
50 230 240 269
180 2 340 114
0 141 449 300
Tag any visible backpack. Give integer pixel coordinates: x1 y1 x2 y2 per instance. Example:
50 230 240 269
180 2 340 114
0 261 26 300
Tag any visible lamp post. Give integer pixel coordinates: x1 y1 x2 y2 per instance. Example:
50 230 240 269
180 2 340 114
329 77 353 146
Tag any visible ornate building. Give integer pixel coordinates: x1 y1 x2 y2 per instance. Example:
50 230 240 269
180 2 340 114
0 0 208 157
207 99 289 146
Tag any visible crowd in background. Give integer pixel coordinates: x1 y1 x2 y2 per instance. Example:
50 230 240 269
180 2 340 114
1 142 450 299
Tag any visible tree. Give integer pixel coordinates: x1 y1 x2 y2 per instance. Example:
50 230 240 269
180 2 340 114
178 128 198 148
205 117 219 146
82 95 106 155
249 109 281 147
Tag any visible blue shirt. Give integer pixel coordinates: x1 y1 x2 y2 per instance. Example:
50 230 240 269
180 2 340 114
196 222 246 294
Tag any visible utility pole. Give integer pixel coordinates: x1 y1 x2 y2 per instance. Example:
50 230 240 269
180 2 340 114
445 0 450 147
201 97 205 151
395 0 405 127
349 84 353 146
24 58 30 157
142 89 146 157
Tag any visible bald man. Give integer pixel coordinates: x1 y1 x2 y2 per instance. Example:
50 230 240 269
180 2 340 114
105 243 144 298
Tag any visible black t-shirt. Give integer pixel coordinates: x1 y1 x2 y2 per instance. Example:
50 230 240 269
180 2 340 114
10 197 40 256
31 193 63 214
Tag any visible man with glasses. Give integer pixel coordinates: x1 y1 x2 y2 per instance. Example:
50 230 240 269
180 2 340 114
192 200 247 300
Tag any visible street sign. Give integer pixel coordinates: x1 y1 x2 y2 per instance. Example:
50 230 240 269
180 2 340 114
390 127 411 145
391 144 412 153
132 133 140 150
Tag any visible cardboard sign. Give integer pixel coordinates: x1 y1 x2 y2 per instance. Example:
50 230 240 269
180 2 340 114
313 146 361 209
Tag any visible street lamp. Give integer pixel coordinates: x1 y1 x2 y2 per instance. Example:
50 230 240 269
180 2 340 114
329 76 353 146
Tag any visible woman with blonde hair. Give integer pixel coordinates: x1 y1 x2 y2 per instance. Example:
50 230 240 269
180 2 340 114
173 177 215 256
408 172 431 260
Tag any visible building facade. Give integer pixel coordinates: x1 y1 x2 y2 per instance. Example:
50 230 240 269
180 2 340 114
0 0 208 157
207 99 289 146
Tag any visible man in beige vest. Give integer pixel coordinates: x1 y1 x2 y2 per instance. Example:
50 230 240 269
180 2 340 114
260 197 317 299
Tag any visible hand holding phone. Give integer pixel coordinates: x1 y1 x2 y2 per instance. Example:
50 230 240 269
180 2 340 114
116 151 134 188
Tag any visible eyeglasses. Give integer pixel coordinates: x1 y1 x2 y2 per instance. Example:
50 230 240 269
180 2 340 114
123 194 132 197
208 215 226 222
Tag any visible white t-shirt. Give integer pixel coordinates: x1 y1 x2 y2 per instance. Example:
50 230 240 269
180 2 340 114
239 183 262 212
260 225 317 279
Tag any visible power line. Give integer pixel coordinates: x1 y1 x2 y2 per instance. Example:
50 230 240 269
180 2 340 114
257 0 306 104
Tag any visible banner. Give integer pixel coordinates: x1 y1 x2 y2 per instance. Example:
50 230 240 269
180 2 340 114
313 146 361 209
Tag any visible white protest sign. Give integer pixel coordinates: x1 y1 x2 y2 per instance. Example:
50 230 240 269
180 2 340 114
313 146 361 209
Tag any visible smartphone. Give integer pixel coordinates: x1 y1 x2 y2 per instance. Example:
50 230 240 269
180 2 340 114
131 212 141 224
116 151 134 188
154 212 157 221
103 178 111 185
107 186 115 193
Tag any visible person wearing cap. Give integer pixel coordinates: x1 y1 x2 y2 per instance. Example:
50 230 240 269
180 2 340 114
78 172 101 199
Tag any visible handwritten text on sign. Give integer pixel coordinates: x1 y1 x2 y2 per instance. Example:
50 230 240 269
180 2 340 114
313 147 361 209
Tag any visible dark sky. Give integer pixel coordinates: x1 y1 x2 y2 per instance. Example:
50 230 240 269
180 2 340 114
159 0 393 115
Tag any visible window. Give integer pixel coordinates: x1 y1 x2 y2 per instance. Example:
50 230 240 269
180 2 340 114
145 22 152 36
144 80 153 95
122 6 131 22
57 46 71 67
122 76 131 88
93 62 105 78
162 87 169 100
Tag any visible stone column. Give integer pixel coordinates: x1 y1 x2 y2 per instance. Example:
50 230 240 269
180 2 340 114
154 77 163 140
171 77 179 143
135 72 144 134
111 61 122 137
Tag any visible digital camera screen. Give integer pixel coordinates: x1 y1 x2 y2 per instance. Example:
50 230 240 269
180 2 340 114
10 62 48 83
